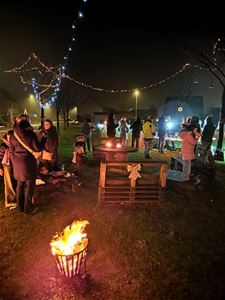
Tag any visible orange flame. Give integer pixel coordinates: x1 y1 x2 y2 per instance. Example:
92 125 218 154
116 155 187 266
50 220 89 256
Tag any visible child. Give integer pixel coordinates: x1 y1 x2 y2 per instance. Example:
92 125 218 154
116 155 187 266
0 131 16 207
179 127 201 182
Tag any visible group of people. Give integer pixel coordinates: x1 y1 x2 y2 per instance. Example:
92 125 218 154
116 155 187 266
0 115 59 214
178 115 216 182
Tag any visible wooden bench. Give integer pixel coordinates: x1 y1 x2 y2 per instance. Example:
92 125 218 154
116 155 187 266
98 161 168 205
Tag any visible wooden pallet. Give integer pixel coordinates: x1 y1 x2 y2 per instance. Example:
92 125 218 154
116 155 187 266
98 161 168 205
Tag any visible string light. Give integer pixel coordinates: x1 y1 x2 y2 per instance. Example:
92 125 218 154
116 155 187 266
5 0 88 109
6 54 194 94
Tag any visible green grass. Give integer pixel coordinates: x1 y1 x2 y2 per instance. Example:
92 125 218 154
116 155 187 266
0 128 225 299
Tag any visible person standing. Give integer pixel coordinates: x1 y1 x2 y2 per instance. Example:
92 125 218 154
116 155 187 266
107 112 118 138
39 119 59 171
81 118 93 151
119 118 129 146
201 116 216 148
179 127 201 182
143 116 155 158
0 131 16 207
130 117 142 148
10 120 41 214
157 115 167 153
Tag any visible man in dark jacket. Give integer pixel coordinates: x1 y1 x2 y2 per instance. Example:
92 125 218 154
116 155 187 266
10 120 41 214
130 117 142 148
201 117 216 147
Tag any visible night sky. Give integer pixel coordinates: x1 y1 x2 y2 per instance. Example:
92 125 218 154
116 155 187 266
0 0 224 112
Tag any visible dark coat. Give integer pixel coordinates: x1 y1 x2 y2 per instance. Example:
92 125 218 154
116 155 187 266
40 126 59 162
10 126 41 181
157 116 167 137
107 122 118 138
202 123 215 144
130 121 142 137
0 142 8 168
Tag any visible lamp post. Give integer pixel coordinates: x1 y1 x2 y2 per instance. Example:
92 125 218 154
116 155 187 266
133 89 140 120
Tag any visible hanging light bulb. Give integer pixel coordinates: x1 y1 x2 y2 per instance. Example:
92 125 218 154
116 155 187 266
69 47 72 51
72 37 75 41
72 25 75 29
78 11 84 18
209 82 214 89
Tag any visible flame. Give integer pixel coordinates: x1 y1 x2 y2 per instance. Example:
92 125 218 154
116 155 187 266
50 220 89 256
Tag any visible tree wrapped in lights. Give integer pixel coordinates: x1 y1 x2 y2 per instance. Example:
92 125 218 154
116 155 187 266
5 53 62 124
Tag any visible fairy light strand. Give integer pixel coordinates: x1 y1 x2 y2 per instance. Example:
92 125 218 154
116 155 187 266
5 0 88 109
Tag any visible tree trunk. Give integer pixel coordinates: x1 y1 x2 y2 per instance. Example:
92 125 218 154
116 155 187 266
63 110 66 130
56 106 60 134
66 109 69 127
41 106 44 127
216 87 225 150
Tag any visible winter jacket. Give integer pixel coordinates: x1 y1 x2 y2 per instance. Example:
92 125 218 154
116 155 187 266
158 117 167 137
81 122 92 137
40 126 59 162
10 126 41 181
143 121 155 139
107 122 118 138
179 130 198 161
201 124 215 144
130 121 142 137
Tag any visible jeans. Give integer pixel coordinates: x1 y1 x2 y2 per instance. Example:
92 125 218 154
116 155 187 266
158 136 165 153
16 179 36 214
181 160 192 181
3 165 16 206
144 138 153 157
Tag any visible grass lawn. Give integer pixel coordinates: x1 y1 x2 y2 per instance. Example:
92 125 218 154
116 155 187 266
0 126 225 299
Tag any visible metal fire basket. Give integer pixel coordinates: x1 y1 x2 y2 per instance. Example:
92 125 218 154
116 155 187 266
54 240 88 278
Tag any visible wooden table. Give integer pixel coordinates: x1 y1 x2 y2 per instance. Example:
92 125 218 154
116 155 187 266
94 145 138 161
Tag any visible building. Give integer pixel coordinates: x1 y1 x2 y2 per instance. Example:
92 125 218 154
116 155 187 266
0 87 19 124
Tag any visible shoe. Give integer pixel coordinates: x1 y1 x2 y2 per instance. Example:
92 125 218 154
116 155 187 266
30 207 39 215
179 178 190 182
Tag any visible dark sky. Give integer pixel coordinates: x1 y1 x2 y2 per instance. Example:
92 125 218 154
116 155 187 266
0 0 224 111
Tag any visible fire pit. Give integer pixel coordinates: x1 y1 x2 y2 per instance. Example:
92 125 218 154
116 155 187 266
50 220 89 278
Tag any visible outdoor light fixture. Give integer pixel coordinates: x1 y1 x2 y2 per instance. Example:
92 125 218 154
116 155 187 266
166 121 173 130
133 89 140 120
106 142 112 147
50 220 89 278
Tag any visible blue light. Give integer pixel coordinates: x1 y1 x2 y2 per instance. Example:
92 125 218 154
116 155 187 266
166 122 173 130
78 11 83 18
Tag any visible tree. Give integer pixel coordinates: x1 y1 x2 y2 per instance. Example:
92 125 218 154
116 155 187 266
56 81 78 131
196 38 225 160
5 53 61 126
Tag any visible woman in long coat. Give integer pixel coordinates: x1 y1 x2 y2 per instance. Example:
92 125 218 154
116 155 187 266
10 120 41 214
39 119 59 171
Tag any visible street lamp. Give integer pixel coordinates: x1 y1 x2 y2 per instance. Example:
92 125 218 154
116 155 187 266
133 89 140 120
